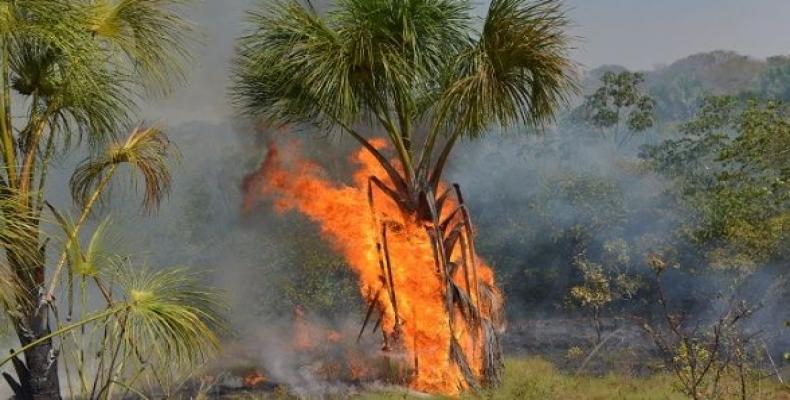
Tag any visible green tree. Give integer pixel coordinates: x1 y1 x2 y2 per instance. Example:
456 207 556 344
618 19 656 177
579 70 656 147
0 1 201 398
642 96 790 269
233 0 575 388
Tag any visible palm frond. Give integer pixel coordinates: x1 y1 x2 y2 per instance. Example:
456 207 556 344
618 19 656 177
335 0 471 109
111 265 226 366
233 0 358 127
84 218 112 276
7 2 135 150
86 0 195 95
45 57 136 150
435 0 576 137
1 1 86 46
0 195 40 310
0 254 22 316
0 197 38 249
5 0 194 152
234 0 473 129
70 126 173 213
234 0 576 172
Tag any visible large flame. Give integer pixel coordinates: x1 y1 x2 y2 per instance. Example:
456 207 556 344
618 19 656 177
243 139 502 395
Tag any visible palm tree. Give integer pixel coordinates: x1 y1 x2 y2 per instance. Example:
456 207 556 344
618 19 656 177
0 1 196 398
234 0 575 389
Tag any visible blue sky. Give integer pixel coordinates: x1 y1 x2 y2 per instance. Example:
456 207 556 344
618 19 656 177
146 0 790 124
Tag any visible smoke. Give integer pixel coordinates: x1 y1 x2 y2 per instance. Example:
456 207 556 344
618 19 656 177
212 312 388 396
28 70 785 393
63 79 784 387
442 112 789 358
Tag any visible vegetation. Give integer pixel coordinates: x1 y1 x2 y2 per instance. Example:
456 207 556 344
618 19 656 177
642 96 790 269
0 1 225 398
212 358 788 399
639 256 764 400
568 248 640 344
453 51 790 399
576 70 656 147
233 0 575 200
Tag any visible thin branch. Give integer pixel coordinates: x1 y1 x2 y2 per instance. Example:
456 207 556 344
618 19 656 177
42 164 119 306
0 305 126 368
333 117 410 199
0 40 17 187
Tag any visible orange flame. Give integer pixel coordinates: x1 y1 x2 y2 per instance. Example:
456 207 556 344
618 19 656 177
244 140 502 395
243 371 267 387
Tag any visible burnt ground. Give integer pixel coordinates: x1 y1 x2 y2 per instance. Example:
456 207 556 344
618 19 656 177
177 316 787 398
186 317 660 398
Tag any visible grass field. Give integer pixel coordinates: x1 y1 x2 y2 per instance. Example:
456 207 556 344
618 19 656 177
218 358 790 400
363 357 790 400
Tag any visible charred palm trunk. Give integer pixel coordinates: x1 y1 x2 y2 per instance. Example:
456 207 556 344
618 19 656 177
10 323 61 400
363 176 504 388
4 233 61 400
420 183 504 388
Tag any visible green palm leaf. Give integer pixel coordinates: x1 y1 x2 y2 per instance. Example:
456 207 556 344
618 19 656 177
70 126 174 213
0 194 40 311
234 0 576 186
111 265 226 366
87 0 195 95
50 212 113 278
233 1 357 127
436 0 576 137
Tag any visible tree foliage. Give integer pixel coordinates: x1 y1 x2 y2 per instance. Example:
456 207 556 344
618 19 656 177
642 96 790 269
578 70 656 147
233 0 576 196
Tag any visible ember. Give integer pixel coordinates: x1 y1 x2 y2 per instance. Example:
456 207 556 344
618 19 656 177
243 371 267 388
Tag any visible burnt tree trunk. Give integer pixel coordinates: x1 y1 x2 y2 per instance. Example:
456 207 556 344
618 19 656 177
366 179 504 389
422 185 504 388
16 317 61 400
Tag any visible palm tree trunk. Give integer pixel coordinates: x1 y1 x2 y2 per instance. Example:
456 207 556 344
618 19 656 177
7 252 62 400
19 325 62 400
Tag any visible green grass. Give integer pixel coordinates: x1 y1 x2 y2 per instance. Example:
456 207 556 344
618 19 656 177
354 358 790 400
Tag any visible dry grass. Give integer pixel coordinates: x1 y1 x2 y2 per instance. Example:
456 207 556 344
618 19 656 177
358 358 789 400
200 357 790 399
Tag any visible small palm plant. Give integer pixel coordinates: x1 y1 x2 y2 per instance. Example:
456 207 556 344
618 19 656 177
1 128 225 399
2 258 225 400
0 1 200 397
234 0 575 388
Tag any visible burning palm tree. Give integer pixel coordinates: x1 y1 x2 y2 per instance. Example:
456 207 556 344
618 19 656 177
234 0 575 393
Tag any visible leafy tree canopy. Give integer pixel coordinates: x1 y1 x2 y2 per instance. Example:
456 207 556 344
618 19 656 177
576 70 656 148
642 96 789 269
